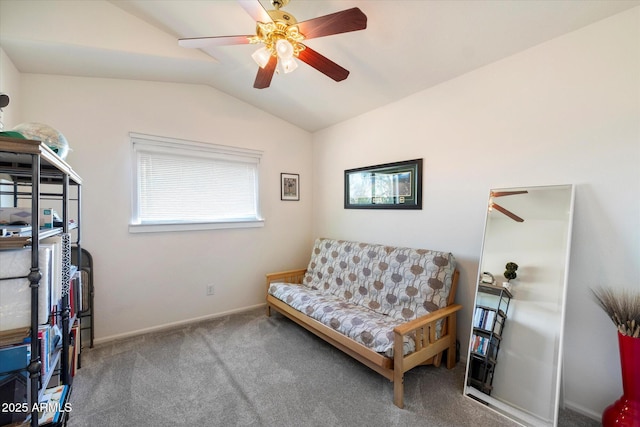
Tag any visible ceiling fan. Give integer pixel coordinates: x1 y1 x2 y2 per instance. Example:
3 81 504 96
489 190 529 222
178 0 367 89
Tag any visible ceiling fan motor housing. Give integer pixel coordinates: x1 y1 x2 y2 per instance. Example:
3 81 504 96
253 7 305 60
267 9 298 25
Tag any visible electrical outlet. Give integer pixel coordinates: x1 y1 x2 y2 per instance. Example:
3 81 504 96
206 284 215 296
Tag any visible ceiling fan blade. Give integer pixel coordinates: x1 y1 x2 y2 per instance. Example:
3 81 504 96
238 0 273 23
297 7 367 39
297 46 349 82
491 190 529 198
492 203 525 222
254 55 277 89
179 35 252 48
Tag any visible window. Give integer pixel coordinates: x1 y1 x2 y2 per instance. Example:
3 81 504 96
129 133 263 233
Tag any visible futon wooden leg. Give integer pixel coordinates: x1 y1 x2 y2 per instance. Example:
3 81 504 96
393 335 405 408
393 373 404 408
266 304 271 317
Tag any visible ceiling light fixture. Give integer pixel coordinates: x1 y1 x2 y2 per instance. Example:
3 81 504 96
178 0 367 89
249 0 305 74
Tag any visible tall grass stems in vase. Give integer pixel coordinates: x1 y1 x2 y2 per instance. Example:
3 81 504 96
592 287 640 338
592 286 640 426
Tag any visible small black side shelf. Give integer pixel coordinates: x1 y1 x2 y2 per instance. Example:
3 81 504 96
468 283 513 395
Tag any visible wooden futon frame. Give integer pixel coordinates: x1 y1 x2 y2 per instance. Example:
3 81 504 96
265 268 461 408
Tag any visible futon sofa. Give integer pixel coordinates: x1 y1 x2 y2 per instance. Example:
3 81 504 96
266 238 461 408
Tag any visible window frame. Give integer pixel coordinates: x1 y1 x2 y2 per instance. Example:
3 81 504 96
129 132 264 233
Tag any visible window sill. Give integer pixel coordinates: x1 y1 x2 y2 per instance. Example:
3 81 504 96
128 219 265 233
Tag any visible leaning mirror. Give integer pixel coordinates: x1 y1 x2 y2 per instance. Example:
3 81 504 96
464 184 576 426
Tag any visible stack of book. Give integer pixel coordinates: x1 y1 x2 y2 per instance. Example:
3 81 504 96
37 384 71 426
471 334 493 358
473 307 496 330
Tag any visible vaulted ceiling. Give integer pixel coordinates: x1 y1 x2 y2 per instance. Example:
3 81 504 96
1 0 637 132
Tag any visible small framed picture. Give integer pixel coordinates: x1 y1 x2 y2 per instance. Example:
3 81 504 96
281 173 300 201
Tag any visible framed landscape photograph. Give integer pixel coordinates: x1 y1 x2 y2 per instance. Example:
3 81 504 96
344 159 423 209
281 173 300 201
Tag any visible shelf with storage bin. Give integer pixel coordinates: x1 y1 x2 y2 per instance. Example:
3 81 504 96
467 283 512 396
0 135 82 427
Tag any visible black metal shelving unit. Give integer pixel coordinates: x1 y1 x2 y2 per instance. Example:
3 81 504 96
0 136 83 426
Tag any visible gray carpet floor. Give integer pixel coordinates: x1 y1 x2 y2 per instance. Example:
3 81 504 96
66 307 599 426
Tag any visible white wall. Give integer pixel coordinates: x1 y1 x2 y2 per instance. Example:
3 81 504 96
312 7 639 419
4 70 314 342
0 49 21 208
0 48 20 131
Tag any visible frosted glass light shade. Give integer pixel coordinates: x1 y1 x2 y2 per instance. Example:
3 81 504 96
275 39 294 60
251 47 271 68
280 57 298 74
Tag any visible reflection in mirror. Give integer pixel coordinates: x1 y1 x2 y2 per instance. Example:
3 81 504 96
464 184 575 426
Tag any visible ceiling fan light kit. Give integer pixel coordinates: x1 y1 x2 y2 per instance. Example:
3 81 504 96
178 0 367 89
250 13 305 74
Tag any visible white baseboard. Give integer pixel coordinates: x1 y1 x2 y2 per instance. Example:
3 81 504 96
93 303 266 346
562 400 601 422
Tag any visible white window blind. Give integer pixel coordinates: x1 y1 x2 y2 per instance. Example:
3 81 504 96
129 133 263 233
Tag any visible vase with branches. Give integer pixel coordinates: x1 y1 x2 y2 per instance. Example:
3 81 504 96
592 286 640 426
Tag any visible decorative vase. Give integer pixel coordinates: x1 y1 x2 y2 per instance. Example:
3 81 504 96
602 332 640 427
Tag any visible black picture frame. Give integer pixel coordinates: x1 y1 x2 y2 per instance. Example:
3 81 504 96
281 173 300 201
344 159 422 209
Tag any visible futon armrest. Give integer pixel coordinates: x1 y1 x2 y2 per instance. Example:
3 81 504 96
265 268 307 288
393 303 461 369
393 304 462 336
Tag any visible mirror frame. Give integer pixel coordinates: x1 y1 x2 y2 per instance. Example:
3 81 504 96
463 184 576 426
